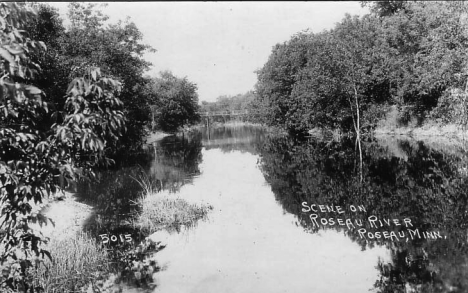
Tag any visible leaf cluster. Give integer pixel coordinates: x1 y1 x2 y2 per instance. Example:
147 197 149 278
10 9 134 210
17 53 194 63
0 3 126 292
255 1 468 134
147 71 200 133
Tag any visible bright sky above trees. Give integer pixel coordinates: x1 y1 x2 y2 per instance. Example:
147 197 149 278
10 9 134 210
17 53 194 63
49 2 369 102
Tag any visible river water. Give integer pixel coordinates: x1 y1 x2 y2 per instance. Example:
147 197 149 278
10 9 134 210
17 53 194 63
77 125 468 293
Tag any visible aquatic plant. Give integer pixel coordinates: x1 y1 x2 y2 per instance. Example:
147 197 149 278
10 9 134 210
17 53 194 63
134 191 211 234
132 173 212 233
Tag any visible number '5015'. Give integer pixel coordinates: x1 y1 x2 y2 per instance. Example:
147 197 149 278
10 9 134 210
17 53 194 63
99 234 132 244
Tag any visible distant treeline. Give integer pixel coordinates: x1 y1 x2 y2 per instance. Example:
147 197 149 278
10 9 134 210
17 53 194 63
252 1 468 135
200 91 255 113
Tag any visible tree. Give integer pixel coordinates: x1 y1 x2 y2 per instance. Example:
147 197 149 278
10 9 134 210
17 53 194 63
35 3 155 152
331 14 392 176
267 15 390 134
361 0 409 17
148 71 200 133
374 1 468 122
23 4 68 112
254 32 310 132
199 91 256 113
255 1 468 134
0 3 125 291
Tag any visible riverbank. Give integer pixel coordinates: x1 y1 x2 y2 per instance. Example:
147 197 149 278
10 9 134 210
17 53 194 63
146 131 172 144
305 104 468 147
374 123 468 152
375 122 468 140
25 193 111 292
29 178 212 291
371 104 468 141
148 122 268 142
198 120 263 128
30 192 93 241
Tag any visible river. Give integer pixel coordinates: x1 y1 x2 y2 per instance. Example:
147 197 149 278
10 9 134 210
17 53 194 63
76 125 468 293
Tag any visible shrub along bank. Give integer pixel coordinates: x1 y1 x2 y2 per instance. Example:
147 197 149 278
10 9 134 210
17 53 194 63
252 1 468 138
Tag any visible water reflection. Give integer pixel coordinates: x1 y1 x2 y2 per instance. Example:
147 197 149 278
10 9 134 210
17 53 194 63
200 125 266 154
74 126 468 293
152 149 388 293
150 133 203 193
76 132 205 234
258 134 468 292
77 165 151 233
73 132 205 291
150 127 390 293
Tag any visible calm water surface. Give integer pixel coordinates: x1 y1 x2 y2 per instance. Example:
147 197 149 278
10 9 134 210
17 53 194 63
77 126 468 293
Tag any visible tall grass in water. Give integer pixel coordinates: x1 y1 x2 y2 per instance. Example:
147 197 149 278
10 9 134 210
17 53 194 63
30 231 111 292
132 173 212 234
130 171 161 195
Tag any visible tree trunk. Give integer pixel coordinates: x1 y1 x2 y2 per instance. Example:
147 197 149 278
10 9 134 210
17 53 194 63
353 83 363 182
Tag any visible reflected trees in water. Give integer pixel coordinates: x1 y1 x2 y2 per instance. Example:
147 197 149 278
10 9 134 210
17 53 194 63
77 132 204 233
201 125 266 154
257 134 468 292
151 133 203 193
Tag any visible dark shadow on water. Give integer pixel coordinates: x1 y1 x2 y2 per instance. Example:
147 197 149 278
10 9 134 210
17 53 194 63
74 126 265 240
258 134 468 292
150 132 203 193
71 131 205 291
65 125 468 292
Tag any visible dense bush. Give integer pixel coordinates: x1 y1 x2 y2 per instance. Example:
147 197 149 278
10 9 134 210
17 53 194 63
254 1 468 135
27 3 155 152
0 3 127 292
147 71 200 133
429 88 468 127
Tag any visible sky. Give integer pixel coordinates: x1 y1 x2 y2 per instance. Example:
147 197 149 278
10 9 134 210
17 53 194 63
49 2 369 103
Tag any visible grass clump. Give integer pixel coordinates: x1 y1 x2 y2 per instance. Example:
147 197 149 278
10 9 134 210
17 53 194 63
132 173 212 233
137 193 211 233
29 231 112 292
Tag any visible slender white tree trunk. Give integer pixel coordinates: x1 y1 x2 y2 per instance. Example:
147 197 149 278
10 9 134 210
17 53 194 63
353 83 363 182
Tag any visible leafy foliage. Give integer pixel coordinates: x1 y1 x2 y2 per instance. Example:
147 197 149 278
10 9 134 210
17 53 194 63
23 4 67 114
0 3 125 292
148 71 200 133
26 3 154 152
379 1 468 120
63 3 155 151
361 0 409 17
254 1 468 134
254 32 309 132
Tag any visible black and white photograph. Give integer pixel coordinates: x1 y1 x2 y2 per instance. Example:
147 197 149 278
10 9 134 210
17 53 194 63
1 1 468 292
